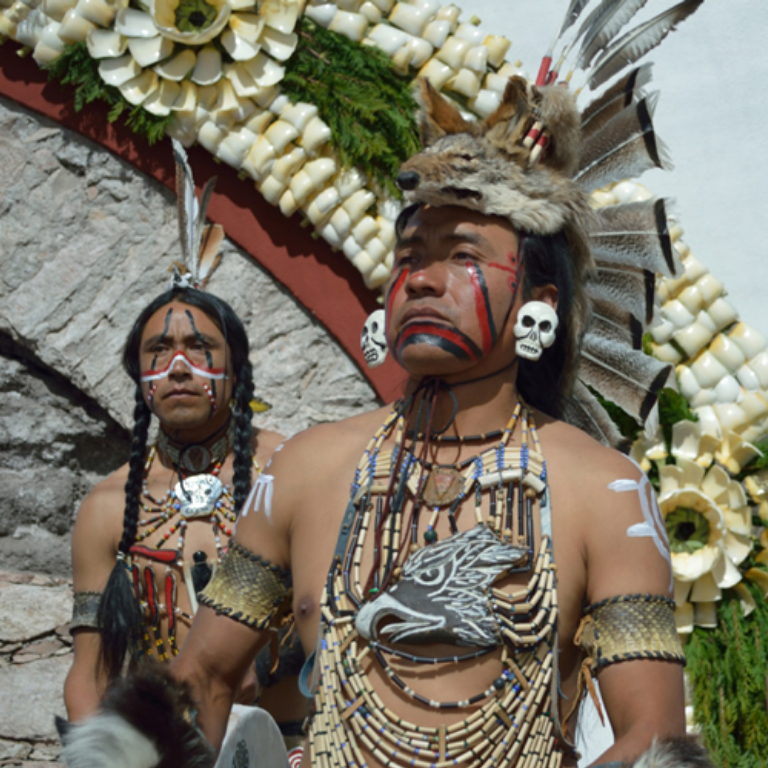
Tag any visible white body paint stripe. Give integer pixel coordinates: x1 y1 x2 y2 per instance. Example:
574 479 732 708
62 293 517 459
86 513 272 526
608 458 673 591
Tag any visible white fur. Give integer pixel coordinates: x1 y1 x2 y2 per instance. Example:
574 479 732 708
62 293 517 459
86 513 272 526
62 714 160 768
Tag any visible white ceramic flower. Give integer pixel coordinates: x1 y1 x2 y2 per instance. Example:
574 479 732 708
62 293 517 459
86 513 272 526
83 0 304 116
660 457 752 633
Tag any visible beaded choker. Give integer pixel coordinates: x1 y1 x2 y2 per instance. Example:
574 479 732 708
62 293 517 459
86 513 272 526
308 398 570 768
156 417 235 474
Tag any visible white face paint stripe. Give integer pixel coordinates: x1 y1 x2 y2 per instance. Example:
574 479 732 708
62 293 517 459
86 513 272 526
608 458 673 591
140 352 227 382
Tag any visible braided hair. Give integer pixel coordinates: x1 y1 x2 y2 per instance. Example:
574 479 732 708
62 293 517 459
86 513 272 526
98 286 255 679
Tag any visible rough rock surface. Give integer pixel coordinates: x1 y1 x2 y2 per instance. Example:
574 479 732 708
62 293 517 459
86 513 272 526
0 573 71 767
0 95 379 577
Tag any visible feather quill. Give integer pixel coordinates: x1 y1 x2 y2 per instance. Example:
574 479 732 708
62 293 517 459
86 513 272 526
563 380 628 449
575 0 649 70
576 93 671 191
538 0 593 84
591 199 677 275
580 63 653 137
586 0 705 89
173 138 197 274
580 333 673 422
587 266 656 325
557 0 594 39
171 138 223 289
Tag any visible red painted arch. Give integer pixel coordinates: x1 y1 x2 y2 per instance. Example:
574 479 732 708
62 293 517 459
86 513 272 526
0 41 407 403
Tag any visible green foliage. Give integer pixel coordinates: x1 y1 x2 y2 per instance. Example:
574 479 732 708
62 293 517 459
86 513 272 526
595 392 642 443
739 440 768 481
44 43 172 145
686 582 768 766
657 387 698 455
281 18 421 199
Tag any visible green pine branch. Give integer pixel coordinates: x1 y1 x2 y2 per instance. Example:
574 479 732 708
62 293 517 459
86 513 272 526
686 582 768 766
282 18 421 199
44 43 172 145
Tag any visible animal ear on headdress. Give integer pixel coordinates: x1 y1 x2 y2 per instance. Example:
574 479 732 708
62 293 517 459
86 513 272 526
416 78 473 146
170 138 225 290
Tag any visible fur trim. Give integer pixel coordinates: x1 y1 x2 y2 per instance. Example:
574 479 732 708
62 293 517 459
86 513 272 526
60 714 161 768
628 735 715 768
58 663 214 768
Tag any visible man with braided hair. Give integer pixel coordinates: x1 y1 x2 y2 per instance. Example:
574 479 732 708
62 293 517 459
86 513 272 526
63 285 308 750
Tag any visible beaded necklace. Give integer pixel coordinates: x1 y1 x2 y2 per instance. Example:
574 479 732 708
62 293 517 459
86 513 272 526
128 444 241 660
308 398 568 768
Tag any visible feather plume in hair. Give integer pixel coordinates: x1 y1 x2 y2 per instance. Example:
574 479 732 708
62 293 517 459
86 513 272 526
171 139 224 290
586 0 706 88
574 0 650 71
591 199 678 276
579 332 674 422
577 93 671 191
581 63 653 137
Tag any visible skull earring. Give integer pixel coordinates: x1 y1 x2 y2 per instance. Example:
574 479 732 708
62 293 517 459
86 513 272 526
361 309 388 368
513 301 558 361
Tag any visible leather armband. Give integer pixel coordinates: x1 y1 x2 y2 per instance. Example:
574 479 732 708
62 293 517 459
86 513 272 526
578 594 685 669
198 541 292 630
70 591 103 632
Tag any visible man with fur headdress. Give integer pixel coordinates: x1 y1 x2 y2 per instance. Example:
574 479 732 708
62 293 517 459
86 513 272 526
59 65 714 768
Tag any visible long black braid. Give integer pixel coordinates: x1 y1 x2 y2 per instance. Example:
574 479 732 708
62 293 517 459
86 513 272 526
97 286 257 678
97 386 151 679
231 358 255 513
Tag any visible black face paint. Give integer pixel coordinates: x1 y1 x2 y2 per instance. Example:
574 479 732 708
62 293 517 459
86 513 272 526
394 321 482 363
150 307 174 372
185 309 217 411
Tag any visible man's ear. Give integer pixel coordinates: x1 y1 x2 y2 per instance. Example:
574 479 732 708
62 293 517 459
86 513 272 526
530 284 558 311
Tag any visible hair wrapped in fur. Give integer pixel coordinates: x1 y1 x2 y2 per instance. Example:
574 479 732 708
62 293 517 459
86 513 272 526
98 286 256 680
626 735 715 768
57 662 215 768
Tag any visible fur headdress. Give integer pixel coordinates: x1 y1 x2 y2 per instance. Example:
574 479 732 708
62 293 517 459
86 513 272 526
398 0 706 447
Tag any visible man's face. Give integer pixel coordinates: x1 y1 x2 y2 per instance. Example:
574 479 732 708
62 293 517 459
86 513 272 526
385 206 522 378
139 302 233 431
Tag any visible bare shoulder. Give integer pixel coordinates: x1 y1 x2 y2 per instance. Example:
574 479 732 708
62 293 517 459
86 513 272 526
270 405 394 478
252 427 286 466
71 463 129 590
75 464 129 528
537 415 644 513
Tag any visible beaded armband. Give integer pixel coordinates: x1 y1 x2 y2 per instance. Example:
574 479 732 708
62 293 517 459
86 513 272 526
198 541 292 630
579 594 685 668
70 591 103 632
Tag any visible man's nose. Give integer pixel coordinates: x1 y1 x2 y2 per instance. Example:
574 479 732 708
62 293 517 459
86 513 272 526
169 355 192 378
405 261 447 296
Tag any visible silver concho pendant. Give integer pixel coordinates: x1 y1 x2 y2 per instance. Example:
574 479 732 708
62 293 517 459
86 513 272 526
174 475 224 518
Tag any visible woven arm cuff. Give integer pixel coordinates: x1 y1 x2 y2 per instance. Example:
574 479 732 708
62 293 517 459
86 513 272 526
198 541 292 630
70 591 103 632
579 594 685 669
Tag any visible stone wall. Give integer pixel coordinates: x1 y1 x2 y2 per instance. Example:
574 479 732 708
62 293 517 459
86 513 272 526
0 95 379 576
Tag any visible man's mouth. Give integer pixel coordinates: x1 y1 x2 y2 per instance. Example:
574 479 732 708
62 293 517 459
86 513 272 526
400 306 450 325
164 388 199 399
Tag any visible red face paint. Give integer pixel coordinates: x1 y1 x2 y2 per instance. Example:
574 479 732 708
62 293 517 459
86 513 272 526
385 266 410 345
487 248 520 295
466 263 498 355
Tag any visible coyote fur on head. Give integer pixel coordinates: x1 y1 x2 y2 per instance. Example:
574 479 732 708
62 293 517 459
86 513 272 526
398 77 595 394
